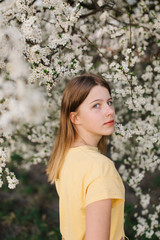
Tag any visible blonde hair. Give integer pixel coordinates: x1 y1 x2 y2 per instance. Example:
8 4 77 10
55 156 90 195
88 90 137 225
46 73 112 184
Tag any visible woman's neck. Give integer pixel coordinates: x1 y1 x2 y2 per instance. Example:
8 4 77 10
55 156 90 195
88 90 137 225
71 134 101 148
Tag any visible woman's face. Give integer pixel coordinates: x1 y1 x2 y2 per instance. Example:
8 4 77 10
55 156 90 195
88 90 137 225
72 85 115 144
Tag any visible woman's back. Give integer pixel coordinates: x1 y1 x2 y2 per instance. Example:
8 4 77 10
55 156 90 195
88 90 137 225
55 145 125 240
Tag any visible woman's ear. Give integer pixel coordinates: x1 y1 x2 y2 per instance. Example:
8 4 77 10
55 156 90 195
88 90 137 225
69 112 80 125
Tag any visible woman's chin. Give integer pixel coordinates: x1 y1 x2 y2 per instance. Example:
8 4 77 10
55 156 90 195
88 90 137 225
104 128 115 136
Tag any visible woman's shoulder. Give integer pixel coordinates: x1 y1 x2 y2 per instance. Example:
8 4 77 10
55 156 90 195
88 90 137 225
67 145 115 171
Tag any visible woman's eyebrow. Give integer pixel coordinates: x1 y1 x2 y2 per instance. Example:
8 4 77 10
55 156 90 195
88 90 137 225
90 97 112 104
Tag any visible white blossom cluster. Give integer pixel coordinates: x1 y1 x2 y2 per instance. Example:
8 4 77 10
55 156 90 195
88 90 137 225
0 147 19 189
0 0 160 238
133 210 160 239
22 16 42 43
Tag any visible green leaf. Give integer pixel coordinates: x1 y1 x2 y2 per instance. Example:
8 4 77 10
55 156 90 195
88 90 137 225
44 70 49 74
33 62 38 67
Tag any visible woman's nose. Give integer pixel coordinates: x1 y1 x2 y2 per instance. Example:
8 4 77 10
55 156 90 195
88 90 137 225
103 104 115 116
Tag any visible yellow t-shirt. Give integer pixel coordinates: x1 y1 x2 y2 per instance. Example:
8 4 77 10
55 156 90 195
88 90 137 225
55 145 125 240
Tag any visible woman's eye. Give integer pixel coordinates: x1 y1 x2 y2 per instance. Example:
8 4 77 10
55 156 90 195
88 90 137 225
93 103 100 108
107 101 113 106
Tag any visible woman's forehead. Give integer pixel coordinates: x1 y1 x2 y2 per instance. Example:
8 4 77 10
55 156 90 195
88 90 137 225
85 85 111 103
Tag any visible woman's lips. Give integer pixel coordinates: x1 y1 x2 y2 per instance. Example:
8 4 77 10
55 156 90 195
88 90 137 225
104 120 114 125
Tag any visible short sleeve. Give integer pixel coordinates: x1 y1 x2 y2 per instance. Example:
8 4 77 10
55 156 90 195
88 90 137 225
85 159 125 206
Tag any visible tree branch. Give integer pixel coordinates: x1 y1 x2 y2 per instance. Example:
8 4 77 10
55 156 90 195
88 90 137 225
77 28 108 60
28 0 37 7
91 0 101 9
80 2 96 10
80 1 122 19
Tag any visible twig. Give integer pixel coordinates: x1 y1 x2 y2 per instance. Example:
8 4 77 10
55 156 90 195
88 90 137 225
91 0 101 9
78 28 108 60
128 7 132 68
80 2 123 19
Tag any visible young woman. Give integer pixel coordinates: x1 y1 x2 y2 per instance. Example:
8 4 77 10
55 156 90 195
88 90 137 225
46 74 127 240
